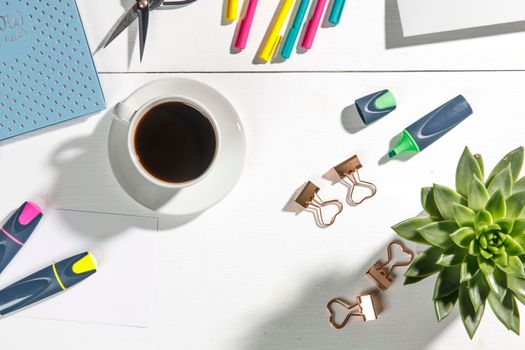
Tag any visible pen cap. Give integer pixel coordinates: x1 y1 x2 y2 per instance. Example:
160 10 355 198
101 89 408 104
2 201 43 244
355 90 397 125
54 252 97 288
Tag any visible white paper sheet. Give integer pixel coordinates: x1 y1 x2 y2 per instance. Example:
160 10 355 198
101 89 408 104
0 209 157 327
398 0 525 37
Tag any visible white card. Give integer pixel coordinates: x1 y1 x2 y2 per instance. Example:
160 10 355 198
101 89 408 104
0 209 157 327
398 0 525 37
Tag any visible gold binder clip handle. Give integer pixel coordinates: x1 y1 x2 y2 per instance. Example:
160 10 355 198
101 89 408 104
333 155 377 205
379 241 414 277
295 181 343 228
327 294 378 330
377 241 414 278
366 241 414 290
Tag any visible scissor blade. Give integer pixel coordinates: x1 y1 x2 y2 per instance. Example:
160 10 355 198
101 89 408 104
103 4 139 48
137 6 149 62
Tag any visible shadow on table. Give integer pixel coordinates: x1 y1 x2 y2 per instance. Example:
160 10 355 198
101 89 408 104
341 103 366 134
48 108 199 238
385 0 525 49
243 239 459 350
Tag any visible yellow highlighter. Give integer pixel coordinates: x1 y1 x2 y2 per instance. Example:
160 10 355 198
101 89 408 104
226 0 239 21
259 0 295 62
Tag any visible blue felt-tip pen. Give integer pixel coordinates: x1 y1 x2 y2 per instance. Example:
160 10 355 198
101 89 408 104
281 0 311 59
0 202 43 275
0 252 97 316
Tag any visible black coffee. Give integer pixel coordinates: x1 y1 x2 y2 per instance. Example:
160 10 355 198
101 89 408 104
134 101 216 183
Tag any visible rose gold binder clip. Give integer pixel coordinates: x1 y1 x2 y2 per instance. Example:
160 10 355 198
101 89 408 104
295 181 343 228
327 293 379 330
366 241 414 290
333 155 377 205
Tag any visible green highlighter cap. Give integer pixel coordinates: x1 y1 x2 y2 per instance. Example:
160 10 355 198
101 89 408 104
355 89 397 125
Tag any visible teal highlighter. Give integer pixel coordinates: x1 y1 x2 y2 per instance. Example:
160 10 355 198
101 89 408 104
281 0 311 59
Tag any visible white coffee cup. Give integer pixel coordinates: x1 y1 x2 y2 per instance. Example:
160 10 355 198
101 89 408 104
113 95 221 189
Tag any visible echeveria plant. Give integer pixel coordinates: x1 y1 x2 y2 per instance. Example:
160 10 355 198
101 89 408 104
393 147 525 338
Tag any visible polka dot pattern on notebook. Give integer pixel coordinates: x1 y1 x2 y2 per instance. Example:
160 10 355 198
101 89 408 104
0 0 105 140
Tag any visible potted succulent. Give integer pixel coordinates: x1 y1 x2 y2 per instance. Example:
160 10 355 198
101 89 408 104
393 146 525 338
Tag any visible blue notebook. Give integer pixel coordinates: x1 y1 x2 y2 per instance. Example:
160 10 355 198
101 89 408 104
0 0 105 141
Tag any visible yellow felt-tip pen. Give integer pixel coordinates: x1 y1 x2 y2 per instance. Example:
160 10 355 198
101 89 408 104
226 0 239 21
259 0 295 62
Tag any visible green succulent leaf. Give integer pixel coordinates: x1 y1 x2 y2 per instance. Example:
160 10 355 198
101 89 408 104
488 292 520 335
496 219 514 234
485 190 506 221
492 252 509 266
452 204 476 227
434 266 461 299
433 184 466 221
475 210 493 231
434 290 459 322
474 153 485 182
507 275 525 304
416 221 457 249
510 219 525 236
485 267 508 302
438 244 467 266
480 247 494 260
469 272 490 312
456 147 483 197
459 283 485 339
498 256 525 278
450 227 475 248
511 234 525 253
404 276 428 285
392 217 436 245
405 246 444 278
478 255 494 274
469 240 480 256
504 235 525 256
514 176 525 194
421 187 443 218
469 177 491 212
461 254 480 283
487 166 513 197
506 191 525 218
486 147 524 185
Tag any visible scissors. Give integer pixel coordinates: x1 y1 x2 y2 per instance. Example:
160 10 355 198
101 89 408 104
104 0 199 62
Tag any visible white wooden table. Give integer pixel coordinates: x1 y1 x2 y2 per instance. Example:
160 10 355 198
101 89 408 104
1 1 525 349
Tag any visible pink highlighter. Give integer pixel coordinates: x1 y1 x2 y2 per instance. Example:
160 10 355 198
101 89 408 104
0 202 43 275
301 0 327 49
234 0 259 50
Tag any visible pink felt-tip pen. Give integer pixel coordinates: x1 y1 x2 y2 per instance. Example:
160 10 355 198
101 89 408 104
301 0 327 49
234 0 259 50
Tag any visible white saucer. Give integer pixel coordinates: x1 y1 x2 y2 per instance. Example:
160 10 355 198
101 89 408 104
108 78 245 215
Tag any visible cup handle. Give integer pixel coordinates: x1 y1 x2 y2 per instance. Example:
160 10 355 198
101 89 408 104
113 102 137 124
